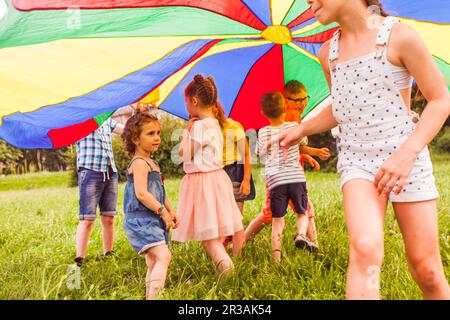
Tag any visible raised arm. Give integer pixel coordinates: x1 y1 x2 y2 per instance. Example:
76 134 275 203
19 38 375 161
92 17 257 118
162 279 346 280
113 123 125 135
179 117 201 161
274 42 338 150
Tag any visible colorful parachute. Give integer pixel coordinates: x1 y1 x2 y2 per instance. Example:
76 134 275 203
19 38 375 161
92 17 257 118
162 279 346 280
0 0 449 149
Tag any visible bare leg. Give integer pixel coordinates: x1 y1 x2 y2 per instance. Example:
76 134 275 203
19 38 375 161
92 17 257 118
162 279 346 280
232 230 245 257
144 245 172 300
100 215 115 254
144 255 156 298
343 179 387 300
393 200 450 300
202 238 234 276
271 217 285 262
245 182 271 242
244 214 267 242
230 202 245 256
306 200 318 244
236 201 244 214
296 214 309 237
76 220 95 258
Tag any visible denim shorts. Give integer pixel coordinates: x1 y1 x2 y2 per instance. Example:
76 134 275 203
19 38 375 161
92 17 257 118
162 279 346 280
223 162 256 202
269 182 308 218
123 211 169 255
78 167 118 221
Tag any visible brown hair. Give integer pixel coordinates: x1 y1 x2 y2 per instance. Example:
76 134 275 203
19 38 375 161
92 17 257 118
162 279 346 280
365 0 389 17
284 80 307 95
213 102 228 129
185 74 218 107
121 110 160 157
261 92 285 119
185 74 226 127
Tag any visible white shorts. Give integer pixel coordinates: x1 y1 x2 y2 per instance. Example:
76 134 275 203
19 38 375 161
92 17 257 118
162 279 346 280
339 166 439 203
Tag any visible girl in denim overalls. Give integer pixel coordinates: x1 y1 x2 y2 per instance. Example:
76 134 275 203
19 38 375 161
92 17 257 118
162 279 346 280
278 0 450 299
122 111 178 300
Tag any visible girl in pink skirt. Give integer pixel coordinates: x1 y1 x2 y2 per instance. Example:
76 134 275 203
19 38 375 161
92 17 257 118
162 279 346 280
172 74 244 275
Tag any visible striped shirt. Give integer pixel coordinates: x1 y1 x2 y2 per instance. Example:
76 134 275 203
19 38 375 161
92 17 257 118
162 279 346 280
256 122 307 190
76 118 118 172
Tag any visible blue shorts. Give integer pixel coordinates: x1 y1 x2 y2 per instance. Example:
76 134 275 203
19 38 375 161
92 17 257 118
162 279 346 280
123 211 169 255
269 182 308 218
78 167 118 221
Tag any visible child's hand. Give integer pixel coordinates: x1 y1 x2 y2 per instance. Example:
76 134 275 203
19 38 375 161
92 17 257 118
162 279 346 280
264 125 305 155
161 210 173 230
303 154 321 171
317 147 331 160
239 179 251 197
169 210 179 229
131 102 149 113
262 125 305 161
186 117 199 132
172 215 180 229
374 146 417 196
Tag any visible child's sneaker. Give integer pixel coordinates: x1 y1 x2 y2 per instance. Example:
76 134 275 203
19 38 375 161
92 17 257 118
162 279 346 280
74 257 84 267
294 234 318 254
104 250 116 257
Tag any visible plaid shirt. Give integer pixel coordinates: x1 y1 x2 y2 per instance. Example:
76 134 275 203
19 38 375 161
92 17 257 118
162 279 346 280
76 118 118 172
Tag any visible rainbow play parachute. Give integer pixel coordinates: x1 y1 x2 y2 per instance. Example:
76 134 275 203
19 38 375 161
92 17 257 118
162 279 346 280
0 0 449 149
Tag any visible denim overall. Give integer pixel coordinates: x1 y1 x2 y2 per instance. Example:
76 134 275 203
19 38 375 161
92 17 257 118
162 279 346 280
123 157 168 255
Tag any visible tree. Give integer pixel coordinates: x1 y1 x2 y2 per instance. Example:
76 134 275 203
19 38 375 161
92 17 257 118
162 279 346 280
0 141 23 175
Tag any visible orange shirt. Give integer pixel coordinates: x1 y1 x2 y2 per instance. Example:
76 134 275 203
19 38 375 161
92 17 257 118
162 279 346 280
285 107 302 124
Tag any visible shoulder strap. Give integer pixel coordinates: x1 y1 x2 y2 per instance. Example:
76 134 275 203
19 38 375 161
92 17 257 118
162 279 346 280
127 157 153 171
376 16 400 47
152 160 161 171
328 29 341 71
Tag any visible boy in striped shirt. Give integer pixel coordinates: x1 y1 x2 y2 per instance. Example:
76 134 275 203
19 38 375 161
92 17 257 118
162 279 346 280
256 92 311 262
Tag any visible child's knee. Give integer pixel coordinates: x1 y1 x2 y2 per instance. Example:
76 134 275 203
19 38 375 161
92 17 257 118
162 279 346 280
271 219 284 237
150 246 172 264
410 257 442 291
79 219 95 229
159 250 172 264
350 236 383 265
101 215 115 226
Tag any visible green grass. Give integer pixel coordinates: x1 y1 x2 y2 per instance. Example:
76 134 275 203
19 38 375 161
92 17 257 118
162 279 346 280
0 171 70 191
0 155 448 300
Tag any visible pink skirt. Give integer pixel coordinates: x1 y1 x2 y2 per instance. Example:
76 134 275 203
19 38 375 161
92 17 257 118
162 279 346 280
172 169 244 242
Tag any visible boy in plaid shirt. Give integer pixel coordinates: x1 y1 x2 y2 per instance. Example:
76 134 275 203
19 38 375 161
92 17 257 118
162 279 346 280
74 117 125 266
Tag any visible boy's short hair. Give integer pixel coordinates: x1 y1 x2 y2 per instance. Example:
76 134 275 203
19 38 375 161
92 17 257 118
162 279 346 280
261 92 285 119
284 80 306 94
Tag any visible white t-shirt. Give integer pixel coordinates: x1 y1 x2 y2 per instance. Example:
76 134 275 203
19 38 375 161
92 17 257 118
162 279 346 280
256 122 307 190
183 118 224 174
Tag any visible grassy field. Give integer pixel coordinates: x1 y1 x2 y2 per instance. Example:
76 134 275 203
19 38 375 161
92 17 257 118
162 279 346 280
0 154 448 300
0 171 70 192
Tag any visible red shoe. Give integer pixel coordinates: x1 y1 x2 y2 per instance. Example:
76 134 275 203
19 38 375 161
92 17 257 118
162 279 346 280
222 236 233 248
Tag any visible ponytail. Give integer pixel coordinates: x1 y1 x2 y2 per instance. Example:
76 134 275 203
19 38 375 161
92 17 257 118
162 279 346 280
213 101 227 129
